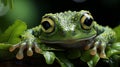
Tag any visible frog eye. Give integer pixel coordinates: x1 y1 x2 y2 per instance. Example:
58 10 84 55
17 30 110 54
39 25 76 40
80 13 94 30
41 17 55 33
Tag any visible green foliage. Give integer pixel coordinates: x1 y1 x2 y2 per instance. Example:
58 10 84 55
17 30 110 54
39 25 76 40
106 42 120 58
113 25 120 42
0 43 11 49
80 50 100 67
42 51 56 64
87 54 100 67
0 20 27 44
0 20 120 67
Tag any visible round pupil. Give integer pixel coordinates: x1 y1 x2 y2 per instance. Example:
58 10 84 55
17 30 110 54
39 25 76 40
41 21 51 30
84 17 93 26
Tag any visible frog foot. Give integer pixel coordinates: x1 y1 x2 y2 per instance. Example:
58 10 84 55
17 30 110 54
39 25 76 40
91 40 106 58
9 41 41 60
85 40 107 58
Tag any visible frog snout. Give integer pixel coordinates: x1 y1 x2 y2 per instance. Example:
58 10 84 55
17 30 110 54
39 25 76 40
63 31 76 37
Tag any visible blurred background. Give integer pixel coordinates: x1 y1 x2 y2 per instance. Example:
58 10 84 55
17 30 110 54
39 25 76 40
0 0 120 67
0 0 120 32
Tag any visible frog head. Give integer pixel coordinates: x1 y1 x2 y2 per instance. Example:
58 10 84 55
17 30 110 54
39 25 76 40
39 10 97 47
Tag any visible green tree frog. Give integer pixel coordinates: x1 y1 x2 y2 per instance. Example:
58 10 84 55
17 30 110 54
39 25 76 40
9 10 116 60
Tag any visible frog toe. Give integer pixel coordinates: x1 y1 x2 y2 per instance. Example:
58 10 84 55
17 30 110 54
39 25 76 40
9 43 20 52
90 41 99 55
16 48 24 60
99 42 107 58
9 40 42 60
9 42 28 59
34 42 42 53
27 42 33 56
84 40 94 50
90 47 97 55
91 40 107 58
26 42 41 56
100 51 106 58
16 42 26 60
85 43 92 50
27 47 33 56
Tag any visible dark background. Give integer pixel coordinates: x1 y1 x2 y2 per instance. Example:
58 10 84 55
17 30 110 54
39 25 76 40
33 0 120 27
0 0 120 31
0 0 120 67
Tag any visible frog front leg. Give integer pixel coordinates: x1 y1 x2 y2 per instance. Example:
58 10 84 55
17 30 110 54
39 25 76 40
85 22 116 58
9 26 41 60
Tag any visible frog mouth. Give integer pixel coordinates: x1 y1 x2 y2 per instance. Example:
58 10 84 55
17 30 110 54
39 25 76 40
41 35 96 48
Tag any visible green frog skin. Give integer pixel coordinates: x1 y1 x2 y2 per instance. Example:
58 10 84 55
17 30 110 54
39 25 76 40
9 10 116 60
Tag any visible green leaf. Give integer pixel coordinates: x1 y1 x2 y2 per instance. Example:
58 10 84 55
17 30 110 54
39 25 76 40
0 20 27 44
0 43 11 49
113 25 120 42
87 54 100 67
106 42 120 58
42 51 56 64
111 42 120 50
56 53 74 67
80 50 100 67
